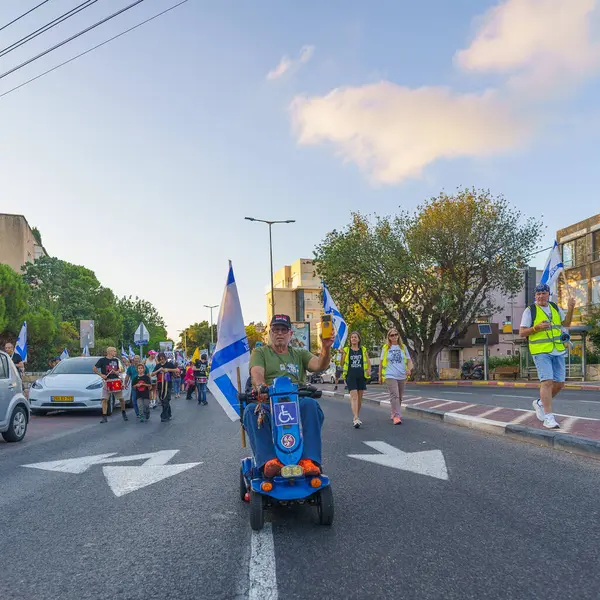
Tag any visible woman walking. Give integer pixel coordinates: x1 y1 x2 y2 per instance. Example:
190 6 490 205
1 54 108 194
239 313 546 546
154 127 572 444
145 350 158 409
342 331 371 428
379 328 413 424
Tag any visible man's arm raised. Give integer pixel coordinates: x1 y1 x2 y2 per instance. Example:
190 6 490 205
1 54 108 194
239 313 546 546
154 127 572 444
307 336 334 373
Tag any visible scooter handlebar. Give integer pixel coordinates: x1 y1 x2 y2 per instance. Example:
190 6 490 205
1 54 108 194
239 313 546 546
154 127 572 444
237 385 322 403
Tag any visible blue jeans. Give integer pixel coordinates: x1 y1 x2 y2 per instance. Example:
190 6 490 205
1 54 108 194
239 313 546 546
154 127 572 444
242 397 324 469
173 378 181 395
532 353 566 382
197 382 207 403
131 387 139 416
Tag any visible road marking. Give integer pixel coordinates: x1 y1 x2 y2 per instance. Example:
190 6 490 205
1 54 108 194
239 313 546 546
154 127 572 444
579 400 600 404
492 394 534 399
512 411 534 424
22 450 202 497
348 441 448 480
249 523 278 600
436 391 473 395
477 407 503 419
409 398 445 406
449 404 476 413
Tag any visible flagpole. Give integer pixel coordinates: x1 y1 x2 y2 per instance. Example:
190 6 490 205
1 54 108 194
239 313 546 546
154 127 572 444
237 367 246 448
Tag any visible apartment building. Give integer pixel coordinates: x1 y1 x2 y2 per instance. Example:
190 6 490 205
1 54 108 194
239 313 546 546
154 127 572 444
0 213 47 272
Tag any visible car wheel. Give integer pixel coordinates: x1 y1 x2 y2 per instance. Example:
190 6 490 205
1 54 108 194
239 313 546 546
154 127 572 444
2 405 28 442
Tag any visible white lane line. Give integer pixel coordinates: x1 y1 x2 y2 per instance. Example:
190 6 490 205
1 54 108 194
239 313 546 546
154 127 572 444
249 523 278 600
409 398 444 406
436 391 473 395
492 394 534 399
477 407 503 419
511 411 534 424
449 404 477 413
579 400 600 404
556 416 577 433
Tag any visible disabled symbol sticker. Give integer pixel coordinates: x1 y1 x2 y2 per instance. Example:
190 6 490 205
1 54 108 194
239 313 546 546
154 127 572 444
281 434 296 448
273 402 299 427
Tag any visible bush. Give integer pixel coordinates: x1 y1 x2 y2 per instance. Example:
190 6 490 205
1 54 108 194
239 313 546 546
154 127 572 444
488 355 519 369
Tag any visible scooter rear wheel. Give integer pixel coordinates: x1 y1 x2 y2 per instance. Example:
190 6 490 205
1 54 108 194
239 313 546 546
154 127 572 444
317 485 334 526
250 491 265 531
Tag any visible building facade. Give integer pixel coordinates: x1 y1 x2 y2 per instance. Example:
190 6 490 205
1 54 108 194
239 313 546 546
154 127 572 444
0 213 47 272
266 258 321 347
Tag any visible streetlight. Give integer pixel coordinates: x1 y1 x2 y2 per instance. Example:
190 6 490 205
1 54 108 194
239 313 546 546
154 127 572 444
245 217 295 319
204 304 218 347
177 329 188 356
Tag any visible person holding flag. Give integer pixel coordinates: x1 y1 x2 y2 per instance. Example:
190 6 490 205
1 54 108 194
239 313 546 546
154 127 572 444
4 341 24 377
519 278 575 429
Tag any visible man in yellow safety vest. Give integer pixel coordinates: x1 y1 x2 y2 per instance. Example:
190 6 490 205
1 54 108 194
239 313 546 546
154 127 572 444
519 283 575 429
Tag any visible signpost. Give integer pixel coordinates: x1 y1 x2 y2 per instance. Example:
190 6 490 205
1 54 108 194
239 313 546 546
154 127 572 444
134 322 150 358
477 323 493 381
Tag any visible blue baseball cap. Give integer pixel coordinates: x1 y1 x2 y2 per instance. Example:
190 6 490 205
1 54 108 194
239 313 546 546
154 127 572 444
534 283 551 293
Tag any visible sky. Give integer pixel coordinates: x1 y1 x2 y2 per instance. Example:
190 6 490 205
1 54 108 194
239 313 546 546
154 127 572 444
1 0 600 341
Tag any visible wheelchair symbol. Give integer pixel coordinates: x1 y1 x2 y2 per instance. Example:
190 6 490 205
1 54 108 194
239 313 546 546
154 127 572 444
274 402 298 427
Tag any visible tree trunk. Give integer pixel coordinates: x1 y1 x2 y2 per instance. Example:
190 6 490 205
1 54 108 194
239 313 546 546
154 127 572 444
411 345 440 381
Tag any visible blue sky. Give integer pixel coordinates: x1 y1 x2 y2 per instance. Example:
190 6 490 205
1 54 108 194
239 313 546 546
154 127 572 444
1 0 599 340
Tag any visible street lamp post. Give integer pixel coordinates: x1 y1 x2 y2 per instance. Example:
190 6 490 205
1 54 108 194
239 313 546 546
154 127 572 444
204 304 218 348
245 217 295 319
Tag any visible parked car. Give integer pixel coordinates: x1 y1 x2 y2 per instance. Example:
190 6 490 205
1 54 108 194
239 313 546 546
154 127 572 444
28 357 131 416
0 350 30 442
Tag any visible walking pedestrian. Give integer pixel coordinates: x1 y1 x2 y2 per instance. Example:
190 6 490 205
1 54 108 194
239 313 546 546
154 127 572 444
94 346 127 423
184 362 195 400
125 356 146 418
194 354 210 405
153 352 178 422
519 283 576 429
145 351 158 409
379 328 413 425
332 349 343 391
132 363 152 422
342 331 371 428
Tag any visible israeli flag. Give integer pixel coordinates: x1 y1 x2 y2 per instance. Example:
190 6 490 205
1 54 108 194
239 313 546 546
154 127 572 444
323 282 348 349
207 262 250 421
16 321 27 363
540 240 564 292
128 345 135 358
82 343 90 357
121 345 128 360
60 348 69 361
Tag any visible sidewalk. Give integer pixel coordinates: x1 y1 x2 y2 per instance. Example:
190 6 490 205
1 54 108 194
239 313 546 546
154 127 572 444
321 388 600 459
407 380 600 391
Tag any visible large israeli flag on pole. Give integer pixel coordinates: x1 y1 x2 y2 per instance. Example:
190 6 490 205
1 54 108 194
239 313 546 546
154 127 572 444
16 321 27 363
540 240 564 292
323 282 348 349
207 261 250 421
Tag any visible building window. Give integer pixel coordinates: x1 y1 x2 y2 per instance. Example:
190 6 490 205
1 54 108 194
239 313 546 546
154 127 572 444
592 276 600 305
593 230 600 262
507 349 512 355
562 236 589 268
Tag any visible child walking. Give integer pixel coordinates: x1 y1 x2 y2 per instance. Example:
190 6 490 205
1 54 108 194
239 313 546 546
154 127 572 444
132 363 152 422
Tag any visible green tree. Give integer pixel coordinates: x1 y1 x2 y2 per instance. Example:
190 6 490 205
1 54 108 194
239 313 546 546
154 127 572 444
118 296 168 351
178 321 217 355
0 264 29 336
245 322 265 349
24 308 57 371
314 188 541 379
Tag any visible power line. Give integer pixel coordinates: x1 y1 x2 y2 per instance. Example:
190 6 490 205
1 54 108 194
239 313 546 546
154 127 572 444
0 0 54 33
0 0 100 59
0 0 146 82
0 0 189 99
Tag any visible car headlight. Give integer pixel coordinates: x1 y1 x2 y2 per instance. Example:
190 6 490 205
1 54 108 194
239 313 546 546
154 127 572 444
86 380 104 390
31 380 43 389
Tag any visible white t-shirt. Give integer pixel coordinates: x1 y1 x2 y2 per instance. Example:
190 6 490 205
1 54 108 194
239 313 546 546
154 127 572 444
520 303 566 356
381 345 407 380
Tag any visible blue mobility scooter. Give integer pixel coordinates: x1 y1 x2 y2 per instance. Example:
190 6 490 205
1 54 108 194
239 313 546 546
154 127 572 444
238 376 334 531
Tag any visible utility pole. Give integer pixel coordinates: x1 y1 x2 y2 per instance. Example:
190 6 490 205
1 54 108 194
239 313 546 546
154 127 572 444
204 305 218 348
244 217 295 319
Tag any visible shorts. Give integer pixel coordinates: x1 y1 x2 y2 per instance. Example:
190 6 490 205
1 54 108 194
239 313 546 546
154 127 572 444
346 372 367 391
335 366 343 378
532 353 566 383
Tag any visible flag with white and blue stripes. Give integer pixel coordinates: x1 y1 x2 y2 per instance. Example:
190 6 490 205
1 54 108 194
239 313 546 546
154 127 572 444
16 321 27 363
323 282 348 349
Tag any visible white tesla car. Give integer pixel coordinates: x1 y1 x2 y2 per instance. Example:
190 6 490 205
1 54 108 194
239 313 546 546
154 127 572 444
28 357 131 416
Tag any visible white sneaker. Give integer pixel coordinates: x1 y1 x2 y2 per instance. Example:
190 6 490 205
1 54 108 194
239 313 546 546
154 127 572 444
353 417 362 429
532 399 545 422
543 414 560 429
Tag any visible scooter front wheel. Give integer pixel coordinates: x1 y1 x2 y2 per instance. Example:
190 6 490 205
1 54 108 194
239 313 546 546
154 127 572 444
317 485 334 526
250 491 265 531
240 468 248 502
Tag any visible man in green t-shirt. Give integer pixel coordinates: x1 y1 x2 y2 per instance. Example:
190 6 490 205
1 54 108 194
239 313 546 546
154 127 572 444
243 313 334 478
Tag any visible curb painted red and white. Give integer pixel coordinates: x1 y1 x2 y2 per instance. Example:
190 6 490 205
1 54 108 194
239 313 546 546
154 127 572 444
405 380 600 391
321 389 600 460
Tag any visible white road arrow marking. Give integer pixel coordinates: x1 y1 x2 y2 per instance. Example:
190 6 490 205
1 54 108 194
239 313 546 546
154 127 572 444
103 463 201 497
348 441 449 481
22 450 203 496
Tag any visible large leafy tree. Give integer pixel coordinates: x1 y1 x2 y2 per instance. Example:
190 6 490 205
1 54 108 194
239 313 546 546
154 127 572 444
314 188 541 379
177 321 217 355
118 296 168 351
0 265 28 336
245 322 265 349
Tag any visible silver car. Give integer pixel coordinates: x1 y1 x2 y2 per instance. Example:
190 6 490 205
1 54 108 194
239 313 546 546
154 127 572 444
0 350 30 442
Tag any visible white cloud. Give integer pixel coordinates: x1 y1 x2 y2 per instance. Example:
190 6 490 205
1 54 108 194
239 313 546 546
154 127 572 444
267 45 315 80
455 0 600 88
291 83 532 184
290 0 600 184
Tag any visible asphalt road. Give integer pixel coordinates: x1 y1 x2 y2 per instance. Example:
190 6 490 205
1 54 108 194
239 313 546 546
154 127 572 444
323 383 600 420
1 392 599 599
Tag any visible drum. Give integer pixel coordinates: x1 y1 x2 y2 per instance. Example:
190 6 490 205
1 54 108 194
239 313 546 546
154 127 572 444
196 377 208 384
106 379 123 393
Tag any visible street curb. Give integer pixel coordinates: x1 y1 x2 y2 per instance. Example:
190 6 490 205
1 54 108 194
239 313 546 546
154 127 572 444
406 381 600 391
321 389 600 460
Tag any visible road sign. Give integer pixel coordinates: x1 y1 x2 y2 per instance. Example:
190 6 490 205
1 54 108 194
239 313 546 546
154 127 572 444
134 322 150 346
22 450 202 497
348 441 448 480
80 320 95 348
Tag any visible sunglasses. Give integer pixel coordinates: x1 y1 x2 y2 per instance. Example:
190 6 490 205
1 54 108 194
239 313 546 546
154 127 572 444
389 333 399 337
